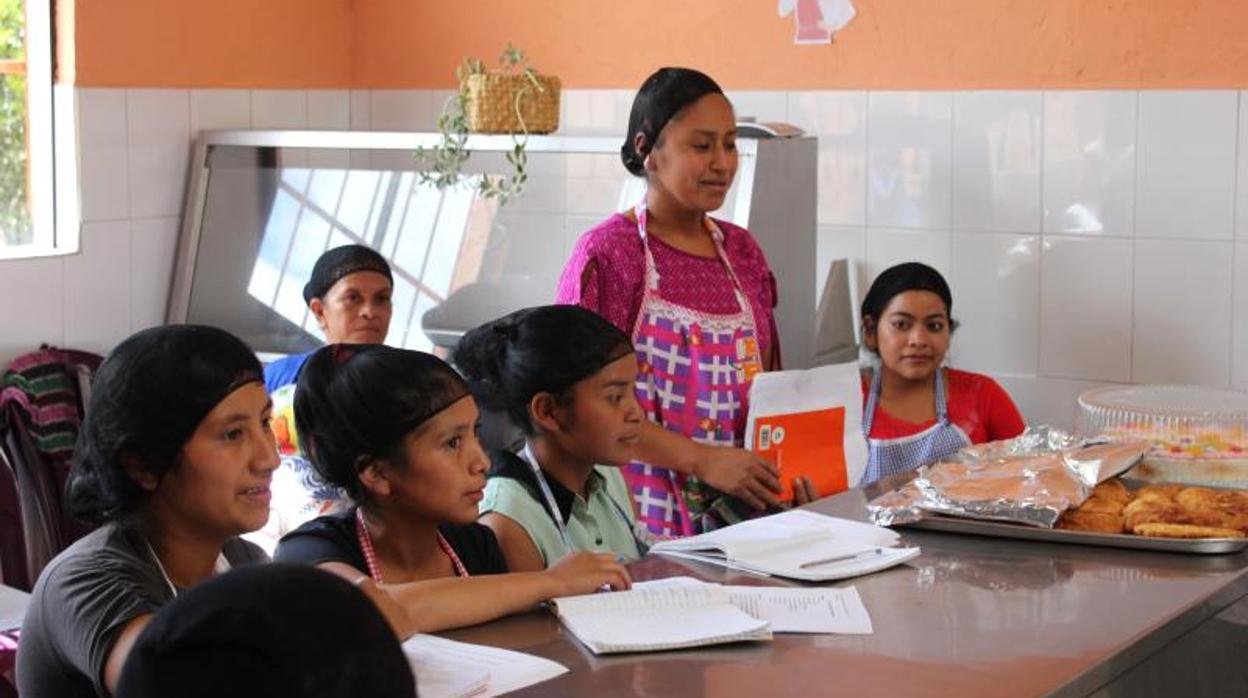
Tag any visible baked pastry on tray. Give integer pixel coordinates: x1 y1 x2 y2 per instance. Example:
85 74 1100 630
1058 479 1248 538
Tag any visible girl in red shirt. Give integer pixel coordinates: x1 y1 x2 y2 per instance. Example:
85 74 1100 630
859 263 1025 484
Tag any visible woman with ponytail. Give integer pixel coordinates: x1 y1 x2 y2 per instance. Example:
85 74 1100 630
454 305 646 571
556 67 800 536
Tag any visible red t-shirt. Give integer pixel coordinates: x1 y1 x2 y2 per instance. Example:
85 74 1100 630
862 368 1026 444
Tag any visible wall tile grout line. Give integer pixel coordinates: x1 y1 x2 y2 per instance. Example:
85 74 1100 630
1128 90 1140 384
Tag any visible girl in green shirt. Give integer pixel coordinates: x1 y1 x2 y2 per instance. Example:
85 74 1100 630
455 305 648 571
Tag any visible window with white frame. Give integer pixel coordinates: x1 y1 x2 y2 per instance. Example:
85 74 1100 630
0 0 53 256
247 166 486 352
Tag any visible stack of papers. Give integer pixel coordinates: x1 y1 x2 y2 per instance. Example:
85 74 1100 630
551 577 876 655
649 509 920 581
402 634 567 698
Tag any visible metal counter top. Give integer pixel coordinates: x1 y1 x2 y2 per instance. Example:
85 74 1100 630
443 487 1248 697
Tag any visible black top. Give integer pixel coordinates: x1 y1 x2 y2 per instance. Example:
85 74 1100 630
273 508 508 576
17 523 266 698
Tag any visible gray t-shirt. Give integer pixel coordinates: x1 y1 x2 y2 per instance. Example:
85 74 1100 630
16 522 266 698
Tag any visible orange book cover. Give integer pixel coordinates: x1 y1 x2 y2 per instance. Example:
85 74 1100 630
751 407 849 501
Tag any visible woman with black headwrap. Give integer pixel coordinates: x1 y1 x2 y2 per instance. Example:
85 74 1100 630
263 244 395 393
275 344 631 633
556 67 804 537
261 244 395 545
857 262 1024 485
17 325 278 698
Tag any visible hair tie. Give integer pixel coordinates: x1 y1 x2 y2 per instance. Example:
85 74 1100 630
330 345 356 364
492 324 518 342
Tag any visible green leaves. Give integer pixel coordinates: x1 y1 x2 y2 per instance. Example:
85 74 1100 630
0 0 29 244
413 42 542 206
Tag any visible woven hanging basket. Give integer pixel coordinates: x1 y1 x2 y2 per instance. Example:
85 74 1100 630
463 73 561 134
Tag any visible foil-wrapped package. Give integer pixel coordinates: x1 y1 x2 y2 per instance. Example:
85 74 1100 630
867 428 1149 528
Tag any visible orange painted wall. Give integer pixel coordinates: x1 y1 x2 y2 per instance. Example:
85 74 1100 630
70 0 354 87
70 0 1248 89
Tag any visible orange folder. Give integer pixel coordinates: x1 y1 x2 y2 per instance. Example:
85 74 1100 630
751 407 850 501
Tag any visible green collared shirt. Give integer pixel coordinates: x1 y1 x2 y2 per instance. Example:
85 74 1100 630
480 464 642 567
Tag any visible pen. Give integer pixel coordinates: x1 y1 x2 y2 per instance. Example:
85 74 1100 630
798 547 885 569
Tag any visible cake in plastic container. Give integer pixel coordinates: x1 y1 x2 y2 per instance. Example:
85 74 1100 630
1076 385 1248 486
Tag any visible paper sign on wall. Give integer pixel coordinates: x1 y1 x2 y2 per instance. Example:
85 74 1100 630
777 0 856 45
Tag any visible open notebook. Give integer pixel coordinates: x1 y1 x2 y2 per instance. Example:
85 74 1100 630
649 509 920 581
402 634 567 698
552 585 772 655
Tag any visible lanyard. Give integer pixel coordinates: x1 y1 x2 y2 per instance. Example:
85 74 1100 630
354 508 469 582
522 443 578 554
521 443 640 557
144 539 229 598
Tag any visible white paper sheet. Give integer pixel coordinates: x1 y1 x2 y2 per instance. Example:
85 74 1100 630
633 578 873 634
0 584 30 632
724 585 873 634
552 587 771 655
402 633 567 698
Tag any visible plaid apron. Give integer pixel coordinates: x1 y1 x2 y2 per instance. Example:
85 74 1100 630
625 202 764 537
860 368 971 485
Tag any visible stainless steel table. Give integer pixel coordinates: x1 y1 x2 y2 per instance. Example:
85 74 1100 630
443 487 1248 697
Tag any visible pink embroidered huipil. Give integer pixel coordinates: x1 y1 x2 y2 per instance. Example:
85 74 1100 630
556 212 781 536
556 213 779 366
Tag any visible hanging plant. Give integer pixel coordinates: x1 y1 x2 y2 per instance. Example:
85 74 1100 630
414 44 561 205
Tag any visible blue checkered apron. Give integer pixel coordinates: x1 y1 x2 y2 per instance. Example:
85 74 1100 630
860 368 971 485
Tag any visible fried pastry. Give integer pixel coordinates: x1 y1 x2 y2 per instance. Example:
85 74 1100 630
1134 483 1185 502
1133 523 1245 539
1057 509 1125 534
1174 487 1248 533
1089 479 1132 507
1056 479 1248 539
1077 495 1127 515
1123 499 1186 530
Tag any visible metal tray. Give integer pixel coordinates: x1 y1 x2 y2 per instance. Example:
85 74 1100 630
899 515 1248 555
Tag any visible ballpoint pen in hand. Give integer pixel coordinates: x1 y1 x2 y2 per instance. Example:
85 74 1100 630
798 547 885 569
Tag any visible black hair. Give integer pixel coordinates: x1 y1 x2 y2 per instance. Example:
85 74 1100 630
294 344 470 502
116 563 415 698
453 305 634 436
302 244 393 304
620 67 727 176
860 262 959 348
66 325 264 524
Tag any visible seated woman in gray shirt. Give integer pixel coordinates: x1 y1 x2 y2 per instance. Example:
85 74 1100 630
17 325 278 698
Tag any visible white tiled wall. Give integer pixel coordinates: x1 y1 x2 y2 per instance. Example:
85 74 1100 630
3 87 1247 429
1041 91 1137 236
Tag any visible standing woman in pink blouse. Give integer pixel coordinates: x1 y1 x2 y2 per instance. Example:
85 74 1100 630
557 67 810 537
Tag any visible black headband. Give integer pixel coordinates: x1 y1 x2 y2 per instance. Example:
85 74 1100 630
302 244 393 304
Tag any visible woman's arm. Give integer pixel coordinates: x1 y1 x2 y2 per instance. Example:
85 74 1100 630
634 420 782 510
478 512 547 572
319 552 630 638
103 614 154 694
